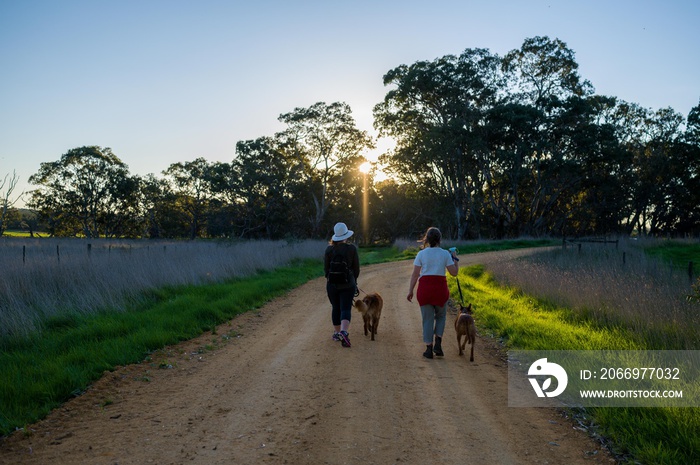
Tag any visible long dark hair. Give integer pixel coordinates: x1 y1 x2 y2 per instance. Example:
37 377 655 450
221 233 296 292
420 227 441 248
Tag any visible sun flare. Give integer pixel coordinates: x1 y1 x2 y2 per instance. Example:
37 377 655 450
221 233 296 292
359 136 395 182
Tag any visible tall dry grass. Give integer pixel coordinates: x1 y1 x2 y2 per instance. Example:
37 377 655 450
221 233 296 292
0 238 326 338
484 238 699 349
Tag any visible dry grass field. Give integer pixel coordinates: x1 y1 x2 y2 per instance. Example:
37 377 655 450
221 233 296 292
484 238 699 350
0 238 325 338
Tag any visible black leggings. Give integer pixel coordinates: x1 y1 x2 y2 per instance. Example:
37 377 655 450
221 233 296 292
326 282 354 326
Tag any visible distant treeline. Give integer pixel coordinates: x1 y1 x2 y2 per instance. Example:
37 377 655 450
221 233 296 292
7 36 700 241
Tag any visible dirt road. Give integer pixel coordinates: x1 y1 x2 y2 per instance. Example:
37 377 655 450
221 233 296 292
1 250 614 464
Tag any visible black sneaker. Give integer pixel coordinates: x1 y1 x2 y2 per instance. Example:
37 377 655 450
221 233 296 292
433 337 444 357
339 331 351 348
423 345 434 359
332 332 342 342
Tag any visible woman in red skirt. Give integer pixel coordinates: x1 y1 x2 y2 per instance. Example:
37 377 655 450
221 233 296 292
406 227 459 359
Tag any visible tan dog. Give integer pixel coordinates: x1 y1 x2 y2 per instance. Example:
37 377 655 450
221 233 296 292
455 303 475 361
353 293 383 341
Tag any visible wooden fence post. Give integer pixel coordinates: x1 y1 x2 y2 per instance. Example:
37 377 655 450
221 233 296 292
690 261 695 284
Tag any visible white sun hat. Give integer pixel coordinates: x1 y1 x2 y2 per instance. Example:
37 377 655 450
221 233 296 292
332 222 354 241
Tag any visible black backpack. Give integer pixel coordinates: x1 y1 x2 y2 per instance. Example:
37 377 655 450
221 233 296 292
328 246 353 285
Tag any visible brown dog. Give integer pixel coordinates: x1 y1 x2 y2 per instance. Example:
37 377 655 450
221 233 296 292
455 303 475 361
353 293 383 341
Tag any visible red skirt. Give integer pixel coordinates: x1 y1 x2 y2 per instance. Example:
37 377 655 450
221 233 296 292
416 275 449 307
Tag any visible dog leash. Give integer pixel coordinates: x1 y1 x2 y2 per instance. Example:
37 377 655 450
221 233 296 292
455 277 465 306
352 285 363 304
450 247 466 306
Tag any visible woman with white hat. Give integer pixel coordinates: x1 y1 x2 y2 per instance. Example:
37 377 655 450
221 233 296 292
324 222 360 347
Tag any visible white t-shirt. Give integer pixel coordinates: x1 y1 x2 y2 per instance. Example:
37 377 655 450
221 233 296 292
413 247 454 277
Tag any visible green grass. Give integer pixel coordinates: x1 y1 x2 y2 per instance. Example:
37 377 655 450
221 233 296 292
642 240 700 267
0 259 323 436
0 230 34 237
393 238 558 262
451 264 700 465
449 265 641 350
641 238 700 299
445 238 559 254
358 246 403 264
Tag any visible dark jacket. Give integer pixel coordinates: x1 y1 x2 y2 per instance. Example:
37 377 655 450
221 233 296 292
324 243 360 289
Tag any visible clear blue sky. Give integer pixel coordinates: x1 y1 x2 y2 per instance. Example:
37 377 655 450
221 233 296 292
2 0 698 205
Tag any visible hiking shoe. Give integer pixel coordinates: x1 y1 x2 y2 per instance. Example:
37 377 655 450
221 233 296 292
423 345 434 359
339 331 351 347
332 332 342 342
433 337 444 357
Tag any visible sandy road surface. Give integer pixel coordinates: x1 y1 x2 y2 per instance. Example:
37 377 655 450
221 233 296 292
1 250 614 465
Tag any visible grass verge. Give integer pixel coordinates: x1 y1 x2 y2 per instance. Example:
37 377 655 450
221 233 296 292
393 237 558 258
0 259 323 437
642 240 700 267
451 265 699 465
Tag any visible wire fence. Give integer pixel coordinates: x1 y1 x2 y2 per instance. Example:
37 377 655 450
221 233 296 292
0 238 326 338
485 238 699 350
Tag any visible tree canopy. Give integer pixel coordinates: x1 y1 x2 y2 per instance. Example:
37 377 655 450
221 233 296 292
19 37 700 241
27 146 138 238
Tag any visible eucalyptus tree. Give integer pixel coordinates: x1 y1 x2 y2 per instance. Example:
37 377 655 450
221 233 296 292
276 101 374 236
101 170 142 237
28 146 136 238
372 179 425 241
481 96 625 237
676 100 700 234
551 96 633 236
0 170 22 236
374 48 504 238
481 102 543 237
136 173 173 238
687 101 700 144
639 107 694 235
203 161 238 238
606 103 685 235
589 99 650 234
500 36 596 235
228 137 302 238
502 35 593 107
162 157 216 239
597 99 699 236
